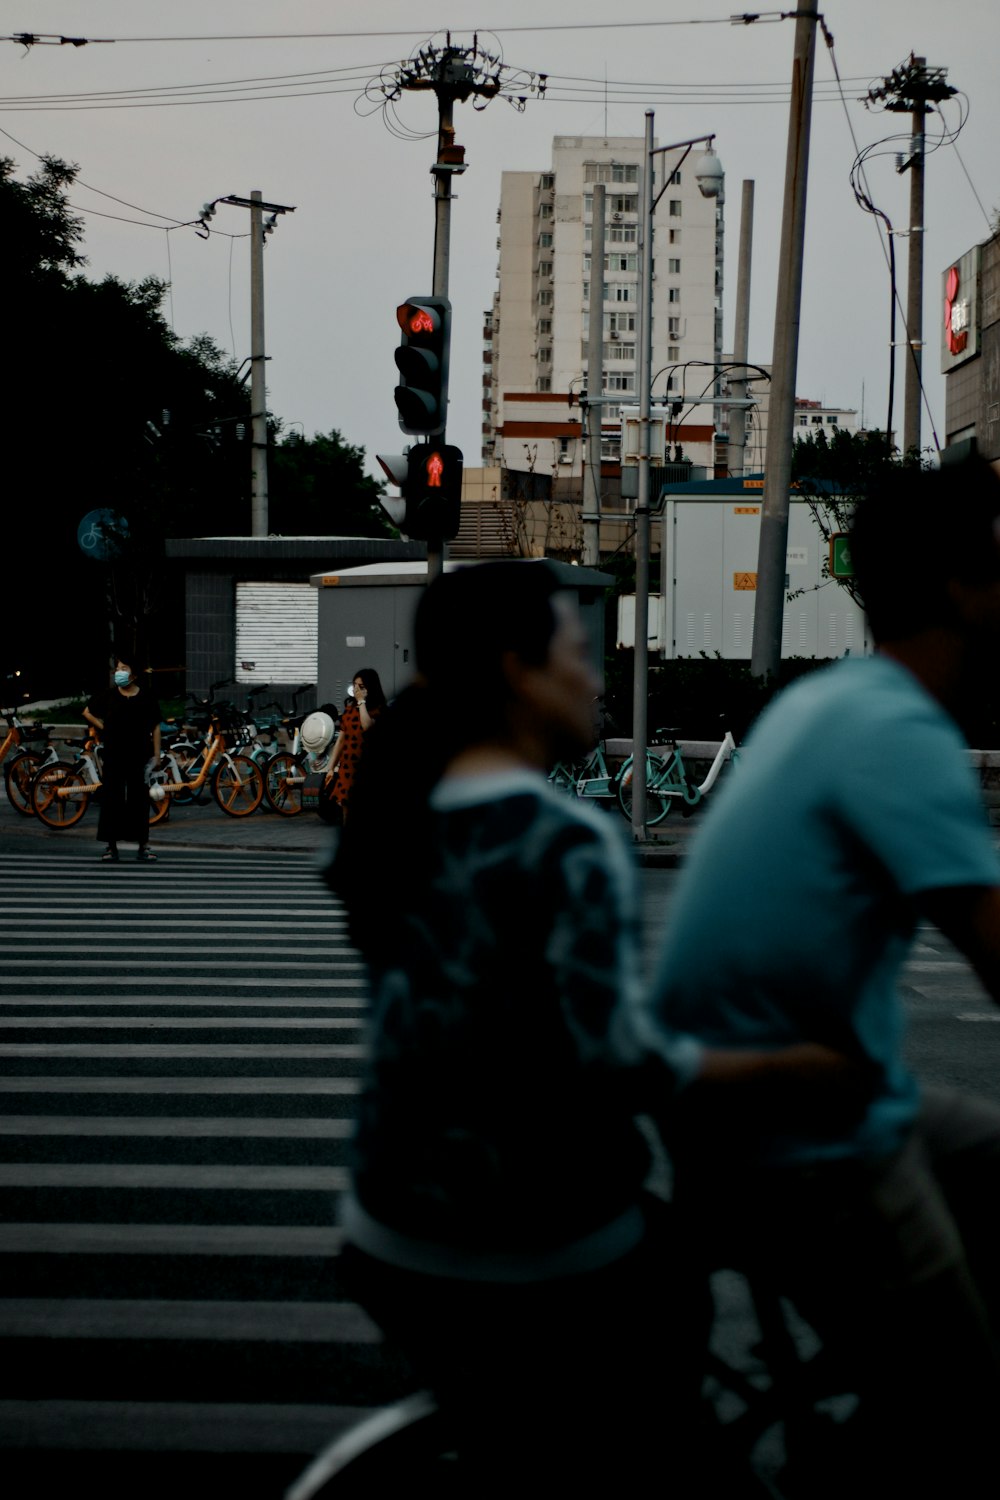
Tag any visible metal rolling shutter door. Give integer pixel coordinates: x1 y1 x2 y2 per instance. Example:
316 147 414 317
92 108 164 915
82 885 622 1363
234 582 317 683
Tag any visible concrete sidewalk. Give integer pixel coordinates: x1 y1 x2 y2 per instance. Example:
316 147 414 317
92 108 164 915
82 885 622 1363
0 784 697 866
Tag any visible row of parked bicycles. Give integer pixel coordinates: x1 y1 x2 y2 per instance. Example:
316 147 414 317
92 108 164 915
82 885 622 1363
1 681 338 831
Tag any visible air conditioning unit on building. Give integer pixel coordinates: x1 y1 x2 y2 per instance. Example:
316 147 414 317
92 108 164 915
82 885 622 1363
609 331 619 340
558 454 572 464
612 213 622 221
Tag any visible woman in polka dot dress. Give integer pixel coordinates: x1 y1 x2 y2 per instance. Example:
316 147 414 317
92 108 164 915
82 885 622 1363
326 668 386 821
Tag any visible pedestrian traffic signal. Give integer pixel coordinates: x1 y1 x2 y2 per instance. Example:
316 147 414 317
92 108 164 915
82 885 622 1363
394 296 451 436
376 444 463 540
406 444 462 539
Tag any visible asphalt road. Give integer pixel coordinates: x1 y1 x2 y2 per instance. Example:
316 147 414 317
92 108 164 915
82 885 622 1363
2 796 999 1495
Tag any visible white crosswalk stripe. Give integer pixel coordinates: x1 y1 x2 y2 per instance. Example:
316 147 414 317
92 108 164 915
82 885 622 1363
0 845 391 1491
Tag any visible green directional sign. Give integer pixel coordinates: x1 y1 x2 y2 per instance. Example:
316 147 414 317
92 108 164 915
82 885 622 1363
829 532 854 579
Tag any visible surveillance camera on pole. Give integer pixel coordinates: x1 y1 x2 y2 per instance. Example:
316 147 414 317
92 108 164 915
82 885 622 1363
693 149 725 199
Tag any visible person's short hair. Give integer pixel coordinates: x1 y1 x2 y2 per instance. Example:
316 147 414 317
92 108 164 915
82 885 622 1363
849 457 1000 641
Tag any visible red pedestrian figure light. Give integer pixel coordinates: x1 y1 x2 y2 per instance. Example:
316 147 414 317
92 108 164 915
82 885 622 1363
427 451 444 488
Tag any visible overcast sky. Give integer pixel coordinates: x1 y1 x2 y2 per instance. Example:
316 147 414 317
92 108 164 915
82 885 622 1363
3 1 997 484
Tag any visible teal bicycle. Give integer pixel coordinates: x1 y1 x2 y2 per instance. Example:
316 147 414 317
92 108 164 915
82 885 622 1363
616 727 739 826
548 740 618 804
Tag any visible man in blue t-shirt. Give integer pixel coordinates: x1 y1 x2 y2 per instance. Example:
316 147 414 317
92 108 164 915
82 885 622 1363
652 457 1000 1486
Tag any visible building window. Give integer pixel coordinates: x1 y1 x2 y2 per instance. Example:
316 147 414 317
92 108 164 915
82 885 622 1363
538 347 552 364
668 288 681 304
609 195 636 214
608 221 637 243
538 289 553 306
606 373 635 392
537 318 552 335
668 200 682 217
537 375 551 392
669 229 681 245
590 253 637 273
582 282 609 304
539 202 552 219
668 317 681 336
540 173 554 189
608 310 636 332
827 415 839 424
585 162 638 184
668 170 682 185
667 345 680 361
537 260 553 277
604 341 635 361
612 284 636 303
539 232 553 247
668 258 681 274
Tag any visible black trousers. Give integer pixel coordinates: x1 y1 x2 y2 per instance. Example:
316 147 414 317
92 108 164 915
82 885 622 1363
96 753 150 845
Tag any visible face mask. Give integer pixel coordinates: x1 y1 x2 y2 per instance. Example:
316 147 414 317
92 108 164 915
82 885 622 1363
114 670 131 687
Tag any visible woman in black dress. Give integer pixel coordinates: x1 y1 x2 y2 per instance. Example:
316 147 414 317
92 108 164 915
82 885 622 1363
83 656 162 862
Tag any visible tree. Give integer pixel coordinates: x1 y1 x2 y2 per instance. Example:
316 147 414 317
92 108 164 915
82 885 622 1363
269 429 392 538
2 156 390 697
789 427 927 609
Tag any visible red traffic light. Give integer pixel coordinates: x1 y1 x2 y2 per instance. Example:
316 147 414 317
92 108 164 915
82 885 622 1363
397 302 440 337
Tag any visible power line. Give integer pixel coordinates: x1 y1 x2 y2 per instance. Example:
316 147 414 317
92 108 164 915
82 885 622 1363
0 61 386 103
1 17 783 48
0 122 248 238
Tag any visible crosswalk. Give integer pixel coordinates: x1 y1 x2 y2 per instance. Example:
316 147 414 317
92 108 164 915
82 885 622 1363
0 847 409 1497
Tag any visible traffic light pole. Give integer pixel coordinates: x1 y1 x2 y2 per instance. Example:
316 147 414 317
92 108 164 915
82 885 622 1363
428 93 459 579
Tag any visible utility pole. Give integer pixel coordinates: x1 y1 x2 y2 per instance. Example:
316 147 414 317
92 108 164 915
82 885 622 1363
249 192 268 538
728 181 755 478
201 193 296 538
632 115 724 840
749 0 819 681
582 183 606 567
389 37 542 580
866 56 956 457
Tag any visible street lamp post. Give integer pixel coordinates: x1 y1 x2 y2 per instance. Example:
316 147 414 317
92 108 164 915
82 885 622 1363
631 113 724 841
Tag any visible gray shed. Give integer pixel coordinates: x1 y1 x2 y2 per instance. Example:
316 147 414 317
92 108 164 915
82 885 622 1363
309 559 614 709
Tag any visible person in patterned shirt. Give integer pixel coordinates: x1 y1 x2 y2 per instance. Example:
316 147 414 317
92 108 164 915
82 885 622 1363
328 561 863 1491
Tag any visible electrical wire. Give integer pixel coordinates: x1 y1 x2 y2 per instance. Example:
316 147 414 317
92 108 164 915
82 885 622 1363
0 60 387 104
0 17 790 47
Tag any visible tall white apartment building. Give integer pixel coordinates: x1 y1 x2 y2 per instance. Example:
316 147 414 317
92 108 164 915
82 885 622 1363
483 135 724 487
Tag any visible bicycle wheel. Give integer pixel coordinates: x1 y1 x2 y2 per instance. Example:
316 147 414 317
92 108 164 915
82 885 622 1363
4 749 43 816
615 754 673 827
264 752 306 816
31 764 92 829
213 753 265 817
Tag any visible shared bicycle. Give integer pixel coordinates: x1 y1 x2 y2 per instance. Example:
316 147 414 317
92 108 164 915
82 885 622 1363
616 725 740 826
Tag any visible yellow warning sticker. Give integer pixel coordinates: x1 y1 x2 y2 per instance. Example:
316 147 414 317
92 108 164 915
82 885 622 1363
733 572 758 591
733 506 760 515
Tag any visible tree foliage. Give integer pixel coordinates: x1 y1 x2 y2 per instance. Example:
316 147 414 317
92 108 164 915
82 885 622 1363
2 155 390 699
789 426 929 610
